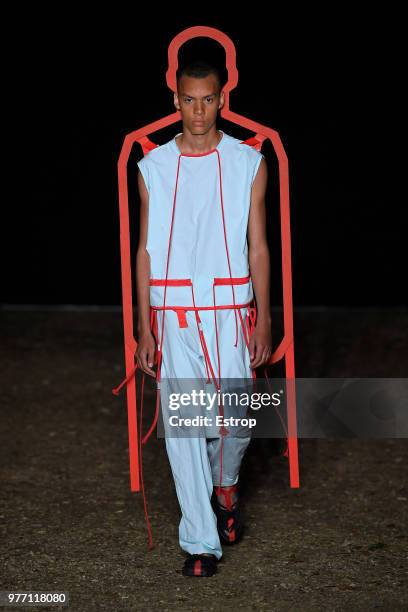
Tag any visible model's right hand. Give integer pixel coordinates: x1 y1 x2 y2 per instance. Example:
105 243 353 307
135 331 157 377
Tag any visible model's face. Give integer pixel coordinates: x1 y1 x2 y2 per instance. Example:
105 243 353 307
174 74 224 134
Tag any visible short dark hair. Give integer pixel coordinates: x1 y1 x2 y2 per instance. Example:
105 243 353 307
176 60 223 92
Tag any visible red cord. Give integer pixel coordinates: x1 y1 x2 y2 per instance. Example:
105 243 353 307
215 151 239 347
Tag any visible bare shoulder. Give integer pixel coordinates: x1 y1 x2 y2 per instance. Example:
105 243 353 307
137 167 149 200
252 157 268 200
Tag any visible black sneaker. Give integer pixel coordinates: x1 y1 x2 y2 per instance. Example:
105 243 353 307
182 553 218 577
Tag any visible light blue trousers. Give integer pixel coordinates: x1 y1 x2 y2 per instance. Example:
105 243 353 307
156 306 253 560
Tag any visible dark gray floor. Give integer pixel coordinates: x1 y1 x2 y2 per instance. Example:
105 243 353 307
1 309 407 611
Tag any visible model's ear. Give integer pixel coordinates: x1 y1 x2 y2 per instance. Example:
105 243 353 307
218 90 225 110
174 92 180 110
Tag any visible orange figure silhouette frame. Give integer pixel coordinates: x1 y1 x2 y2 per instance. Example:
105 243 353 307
112 27 299 546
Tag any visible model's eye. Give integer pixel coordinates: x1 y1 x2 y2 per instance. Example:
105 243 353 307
184 98 192 103
206 97 214 103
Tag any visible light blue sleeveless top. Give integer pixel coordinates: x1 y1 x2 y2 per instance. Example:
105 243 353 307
137 130 264 309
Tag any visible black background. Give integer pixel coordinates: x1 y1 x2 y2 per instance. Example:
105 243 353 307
5 12 404 307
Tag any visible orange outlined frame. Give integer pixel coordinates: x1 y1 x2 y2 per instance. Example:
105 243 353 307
115 25 299 492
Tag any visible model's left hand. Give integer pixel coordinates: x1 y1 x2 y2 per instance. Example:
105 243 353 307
248 322 272 369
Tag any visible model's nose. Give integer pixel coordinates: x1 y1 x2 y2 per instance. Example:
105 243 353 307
194 101 204 114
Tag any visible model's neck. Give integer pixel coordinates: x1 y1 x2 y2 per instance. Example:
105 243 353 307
176 129 222 155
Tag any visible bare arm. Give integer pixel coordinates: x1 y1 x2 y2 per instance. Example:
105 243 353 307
247 157 272 368
135 168 156 377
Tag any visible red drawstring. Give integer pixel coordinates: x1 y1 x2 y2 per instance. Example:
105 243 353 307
215 150 239 348
111 307 157 550
237 308 249 348
138 366 154 549
155 154 183 410
139 308 162 445
125 153 182 551
212 284 222 388
111 363 138 396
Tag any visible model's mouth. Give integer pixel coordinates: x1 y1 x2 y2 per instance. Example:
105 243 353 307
193 121 205 125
